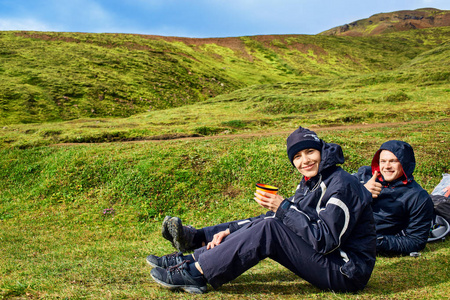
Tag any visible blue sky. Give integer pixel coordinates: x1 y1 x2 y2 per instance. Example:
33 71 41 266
1 0 449 38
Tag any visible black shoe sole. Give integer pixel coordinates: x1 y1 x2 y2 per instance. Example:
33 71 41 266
150 272 207 294
146 256 159 268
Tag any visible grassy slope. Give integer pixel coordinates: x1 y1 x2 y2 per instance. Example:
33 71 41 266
1 122 449 299
1 26 449 124
2 59 449 148
1 25 450 299
1 27 449 148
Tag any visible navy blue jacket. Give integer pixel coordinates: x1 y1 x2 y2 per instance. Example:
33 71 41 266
356 140 434 254
231 141 377 288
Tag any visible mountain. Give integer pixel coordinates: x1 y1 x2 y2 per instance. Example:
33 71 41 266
320 8 450 36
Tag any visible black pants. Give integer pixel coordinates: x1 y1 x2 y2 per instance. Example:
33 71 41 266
201 213 269 242
194 217 360 292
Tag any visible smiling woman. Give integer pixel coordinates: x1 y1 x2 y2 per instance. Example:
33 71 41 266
147 126 377 294
287 127 323 179
292 148 321 178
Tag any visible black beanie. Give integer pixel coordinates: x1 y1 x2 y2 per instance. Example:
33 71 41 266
286 126 322 165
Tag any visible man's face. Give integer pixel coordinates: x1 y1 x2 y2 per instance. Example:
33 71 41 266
379 150 403 182
293 148 321 178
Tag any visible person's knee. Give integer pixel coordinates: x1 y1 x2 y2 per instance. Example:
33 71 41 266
259 217 284 232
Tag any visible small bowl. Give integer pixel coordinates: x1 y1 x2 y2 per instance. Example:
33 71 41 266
256 183 278 195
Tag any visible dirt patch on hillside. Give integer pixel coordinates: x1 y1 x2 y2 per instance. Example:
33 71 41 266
15 31 81 43
138 34 331 62
141 35 254 61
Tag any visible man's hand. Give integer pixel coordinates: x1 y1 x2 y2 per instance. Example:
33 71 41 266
364 171 382 198
254 190 284 212
207 229 230 249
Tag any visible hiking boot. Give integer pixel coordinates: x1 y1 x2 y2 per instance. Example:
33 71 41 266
146 251 184 268
150 261 207 294
163 216 197 252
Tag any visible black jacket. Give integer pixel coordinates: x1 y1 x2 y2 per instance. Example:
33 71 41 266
276 141 376 288
356 140 434 254
231 141 377 289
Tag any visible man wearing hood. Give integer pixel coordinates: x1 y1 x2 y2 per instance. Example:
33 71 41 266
356 140 434 255
147 127 376 294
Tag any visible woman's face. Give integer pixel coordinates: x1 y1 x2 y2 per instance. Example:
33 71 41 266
293 148 321 178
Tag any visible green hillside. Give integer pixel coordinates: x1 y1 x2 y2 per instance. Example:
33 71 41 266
1 26 450 125
2 35 449 149
1 121 449 299
1 12 450 299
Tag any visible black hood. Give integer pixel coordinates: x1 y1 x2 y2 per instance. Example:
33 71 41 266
371 140 415 183
319 141 345 173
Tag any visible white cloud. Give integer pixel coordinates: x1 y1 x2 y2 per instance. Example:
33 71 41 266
50 0 112 24
0 18 53 31
0 0 116 32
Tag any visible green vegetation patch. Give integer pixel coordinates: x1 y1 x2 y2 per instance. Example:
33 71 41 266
383 91 411 102
0 121 449 299
1 24 450 299
1 27 450 124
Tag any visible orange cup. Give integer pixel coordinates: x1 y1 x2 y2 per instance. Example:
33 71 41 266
256 183 278 195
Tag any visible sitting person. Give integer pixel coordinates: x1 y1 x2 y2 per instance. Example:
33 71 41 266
147 126 377 294
161 140 435 257
356 140 434 255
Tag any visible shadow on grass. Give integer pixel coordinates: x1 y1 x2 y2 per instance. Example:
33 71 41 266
218 270 322 295
362 241 450 296
215 241 450 296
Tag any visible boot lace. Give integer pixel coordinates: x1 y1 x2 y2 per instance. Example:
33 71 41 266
168 259 191 274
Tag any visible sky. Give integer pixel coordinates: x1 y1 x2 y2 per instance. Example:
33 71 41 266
1 0 449 38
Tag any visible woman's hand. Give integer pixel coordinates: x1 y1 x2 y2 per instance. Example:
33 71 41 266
254 190 284 212
207 229 230 249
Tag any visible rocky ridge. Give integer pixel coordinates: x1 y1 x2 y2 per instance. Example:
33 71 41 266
320 8 450 36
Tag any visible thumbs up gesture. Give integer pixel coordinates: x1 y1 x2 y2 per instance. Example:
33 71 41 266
364 171 382 198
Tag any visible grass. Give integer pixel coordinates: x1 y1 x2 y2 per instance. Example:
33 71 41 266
1 23 450 299
2 68 449 149
1 26 450 124
2 29 449 149
1 121 449 299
